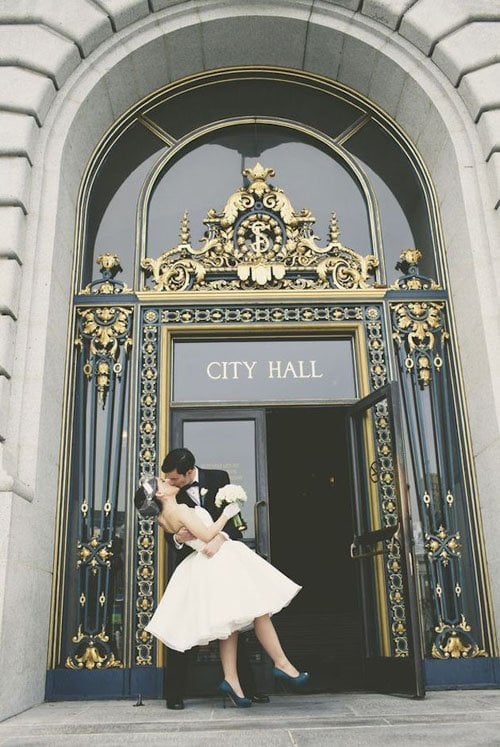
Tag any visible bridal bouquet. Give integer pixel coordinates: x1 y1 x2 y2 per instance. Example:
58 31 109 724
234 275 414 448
215 484 248 531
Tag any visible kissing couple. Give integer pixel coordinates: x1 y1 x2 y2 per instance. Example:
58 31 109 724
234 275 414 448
135 448 309 708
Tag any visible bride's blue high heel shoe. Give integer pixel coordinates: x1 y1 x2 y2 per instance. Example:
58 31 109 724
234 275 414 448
218 680 252 708
273 667 310 690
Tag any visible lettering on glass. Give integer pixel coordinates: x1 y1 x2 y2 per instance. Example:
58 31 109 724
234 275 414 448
207 361 258 380
173 340 356 403
207 360 324 380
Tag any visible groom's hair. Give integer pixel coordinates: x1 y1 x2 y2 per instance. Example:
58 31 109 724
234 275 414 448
162 447 195 475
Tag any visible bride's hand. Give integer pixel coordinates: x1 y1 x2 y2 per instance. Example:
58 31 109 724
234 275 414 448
222 502 240 519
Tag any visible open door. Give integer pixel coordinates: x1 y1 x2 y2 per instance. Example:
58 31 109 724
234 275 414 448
348 383 425 698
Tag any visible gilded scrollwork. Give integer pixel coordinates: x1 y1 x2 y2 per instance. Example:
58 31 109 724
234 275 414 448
141 164 379 292
66 625 123 670
392 249 440 291
160 304 364 325
374 400 409 657
75 306 133 405
81 253 132 295
425 525 461 568
135 319 159 666
390 253 487 658
77 534 113 575
365 306 387 390
391 301 448 387
432 617 487 659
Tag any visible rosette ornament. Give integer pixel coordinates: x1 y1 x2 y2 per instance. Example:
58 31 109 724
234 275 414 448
215 484 248 531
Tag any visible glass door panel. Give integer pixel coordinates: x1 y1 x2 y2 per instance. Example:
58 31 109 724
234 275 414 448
170 408 270 695
182 418 258 542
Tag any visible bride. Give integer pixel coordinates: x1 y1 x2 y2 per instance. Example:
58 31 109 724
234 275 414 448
136 478 309 707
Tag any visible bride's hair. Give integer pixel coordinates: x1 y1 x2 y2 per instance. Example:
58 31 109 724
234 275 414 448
162 447 195 475
134 481 161 518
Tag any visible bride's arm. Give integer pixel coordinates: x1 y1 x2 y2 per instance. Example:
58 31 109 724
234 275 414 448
175 504 236 543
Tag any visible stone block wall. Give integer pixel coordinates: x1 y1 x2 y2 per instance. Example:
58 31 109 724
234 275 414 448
0 0 499 720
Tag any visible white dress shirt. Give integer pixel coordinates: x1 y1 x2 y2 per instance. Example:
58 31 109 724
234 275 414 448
174 468 201 548
185 467 201 505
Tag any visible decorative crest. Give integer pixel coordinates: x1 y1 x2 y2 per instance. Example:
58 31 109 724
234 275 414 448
75 306 133 406
81 253 132 295
142 165 379 292
391 301 448 387
66 625 123 670
392 249 440 291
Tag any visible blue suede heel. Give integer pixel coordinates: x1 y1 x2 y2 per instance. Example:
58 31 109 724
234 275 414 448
272 667 310 689
218 680 252 708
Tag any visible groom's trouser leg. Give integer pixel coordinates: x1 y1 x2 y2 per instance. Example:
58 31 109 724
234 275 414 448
165 647 188 702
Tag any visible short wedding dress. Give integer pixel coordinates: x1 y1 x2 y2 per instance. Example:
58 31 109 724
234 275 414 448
146 506 301 651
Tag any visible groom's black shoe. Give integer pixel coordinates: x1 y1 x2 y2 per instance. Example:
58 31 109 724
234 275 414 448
251 693 270 704
166 699 185 710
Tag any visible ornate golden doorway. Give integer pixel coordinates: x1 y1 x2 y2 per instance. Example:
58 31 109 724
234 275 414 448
48 69 495 700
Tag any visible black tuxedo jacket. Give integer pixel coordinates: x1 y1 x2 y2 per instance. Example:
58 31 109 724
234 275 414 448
167 467 243 568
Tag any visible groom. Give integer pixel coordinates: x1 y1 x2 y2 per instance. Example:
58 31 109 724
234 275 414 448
161 447 269 709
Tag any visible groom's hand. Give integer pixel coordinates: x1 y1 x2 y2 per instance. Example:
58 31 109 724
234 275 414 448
201 533 227 557
174 527 195 544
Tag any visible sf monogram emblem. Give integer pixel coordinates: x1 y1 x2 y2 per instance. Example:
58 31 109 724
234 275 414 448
248 220 271 254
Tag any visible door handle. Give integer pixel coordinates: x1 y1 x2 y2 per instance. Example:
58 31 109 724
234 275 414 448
350 523 400 560
408 551 414 576
254 500 268 559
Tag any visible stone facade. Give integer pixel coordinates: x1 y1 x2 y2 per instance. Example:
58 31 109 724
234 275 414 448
0 0 499 721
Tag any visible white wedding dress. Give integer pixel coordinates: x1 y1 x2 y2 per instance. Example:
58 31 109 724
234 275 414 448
145 506 301 652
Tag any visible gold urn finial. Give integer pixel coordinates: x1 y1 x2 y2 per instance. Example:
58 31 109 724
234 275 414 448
329 211 340 244
243 162 275 182
242 163 275 198
96 253 121 273
179 211 191 245
399 248 422 266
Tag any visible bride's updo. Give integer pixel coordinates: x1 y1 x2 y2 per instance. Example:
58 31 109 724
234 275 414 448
134 477 161 518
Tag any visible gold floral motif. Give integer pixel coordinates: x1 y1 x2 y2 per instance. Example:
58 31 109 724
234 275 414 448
433 633 471 659
392 301 449 387
141 164 379 292
77 535 113 575
78 307 132 359
432 617 487 659
425 525 461 567
136 322 158 666
392 249 441 291
66 625 123 670
97 253 120 272
76 306 133 404
81 253 132 295
400 249 422 266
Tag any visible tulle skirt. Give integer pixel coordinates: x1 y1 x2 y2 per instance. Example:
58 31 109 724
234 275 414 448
146 540 301 652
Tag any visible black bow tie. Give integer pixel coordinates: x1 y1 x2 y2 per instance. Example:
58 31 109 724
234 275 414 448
189 481 199 488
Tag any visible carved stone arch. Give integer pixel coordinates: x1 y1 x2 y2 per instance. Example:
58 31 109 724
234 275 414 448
1 1 500 720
